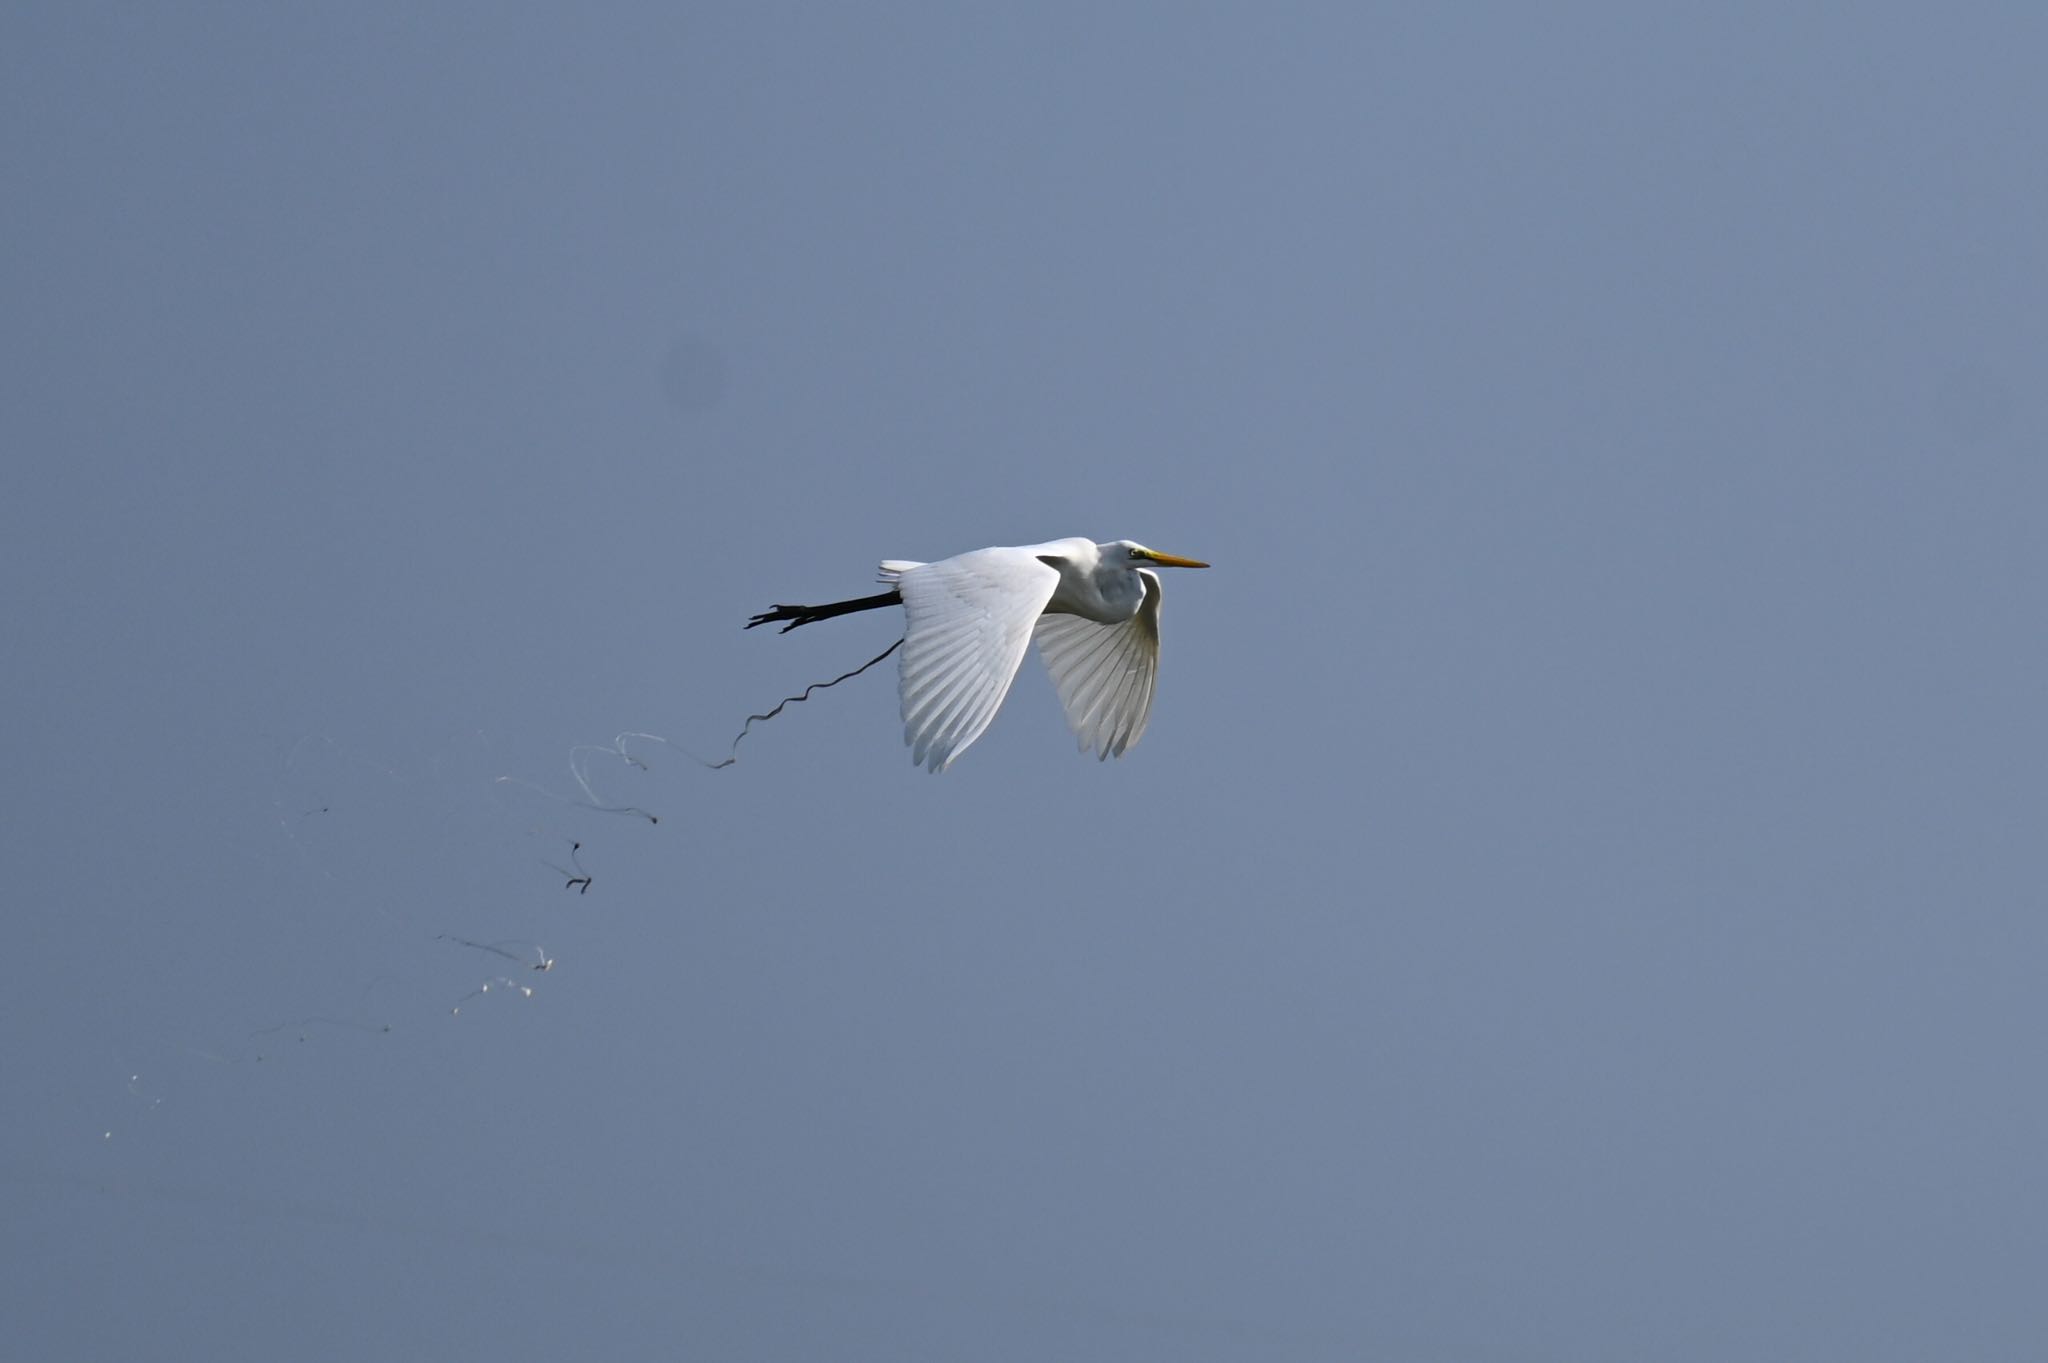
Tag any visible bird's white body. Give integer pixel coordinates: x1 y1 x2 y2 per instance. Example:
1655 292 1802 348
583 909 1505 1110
876 537 1207 772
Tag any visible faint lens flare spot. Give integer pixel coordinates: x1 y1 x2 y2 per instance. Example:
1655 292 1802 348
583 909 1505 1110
661 336 727 414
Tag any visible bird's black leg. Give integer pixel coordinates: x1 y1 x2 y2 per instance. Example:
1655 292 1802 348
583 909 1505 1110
745 589 903 633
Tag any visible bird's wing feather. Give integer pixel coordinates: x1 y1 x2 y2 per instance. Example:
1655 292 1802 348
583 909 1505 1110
896 549 1061 772
1033 569 1162 760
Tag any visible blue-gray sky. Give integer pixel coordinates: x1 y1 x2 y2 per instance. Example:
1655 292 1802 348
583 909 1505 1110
6 5 2045 1359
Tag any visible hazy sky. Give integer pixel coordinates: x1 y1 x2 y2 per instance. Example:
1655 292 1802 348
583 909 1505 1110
6 5 2045 1359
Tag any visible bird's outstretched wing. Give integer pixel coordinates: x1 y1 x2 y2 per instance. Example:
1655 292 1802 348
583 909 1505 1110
896 549 1061 772
1033 569 1162 760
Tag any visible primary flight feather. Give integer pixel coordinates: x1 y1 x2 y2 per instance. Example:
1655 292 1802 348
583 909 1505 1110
746 537 1209 772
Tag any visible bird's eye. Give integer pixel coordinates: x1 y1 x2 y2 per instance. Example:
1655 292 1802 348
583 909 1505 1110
1128 548 1143 560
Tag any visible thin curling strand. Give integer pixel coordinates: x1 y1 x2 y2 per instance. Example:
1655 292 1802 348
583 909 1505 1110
699 637 904 769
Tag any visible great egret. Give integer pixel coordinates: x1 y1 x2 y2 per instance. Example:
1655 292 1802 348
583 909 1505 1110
747 538 1209 772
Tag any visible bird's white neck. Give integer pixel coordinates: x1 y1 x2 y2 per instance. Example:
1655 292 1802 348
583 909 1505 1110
1043 552 1146 624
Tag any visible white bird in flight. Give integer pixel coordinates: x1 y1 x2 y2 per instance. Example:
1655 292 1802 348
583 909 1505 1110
747 538 1209 772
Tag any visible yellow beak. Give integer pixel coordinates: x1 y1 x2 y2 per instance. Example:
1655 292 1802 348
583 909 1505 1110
1141 550 1210 569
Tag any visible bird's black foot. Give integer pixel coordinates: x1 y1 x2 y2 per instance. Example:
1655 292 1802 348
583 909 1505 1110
745 603 825 633
744 589 904 633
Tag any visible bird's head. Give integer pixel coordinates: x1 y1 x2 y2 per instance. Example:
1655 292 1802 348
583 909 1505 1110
1100 541 1210 571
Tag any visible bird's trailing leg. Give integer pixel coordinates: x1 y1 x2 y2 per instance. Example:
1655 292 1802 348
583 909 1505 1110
745 590 903 633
